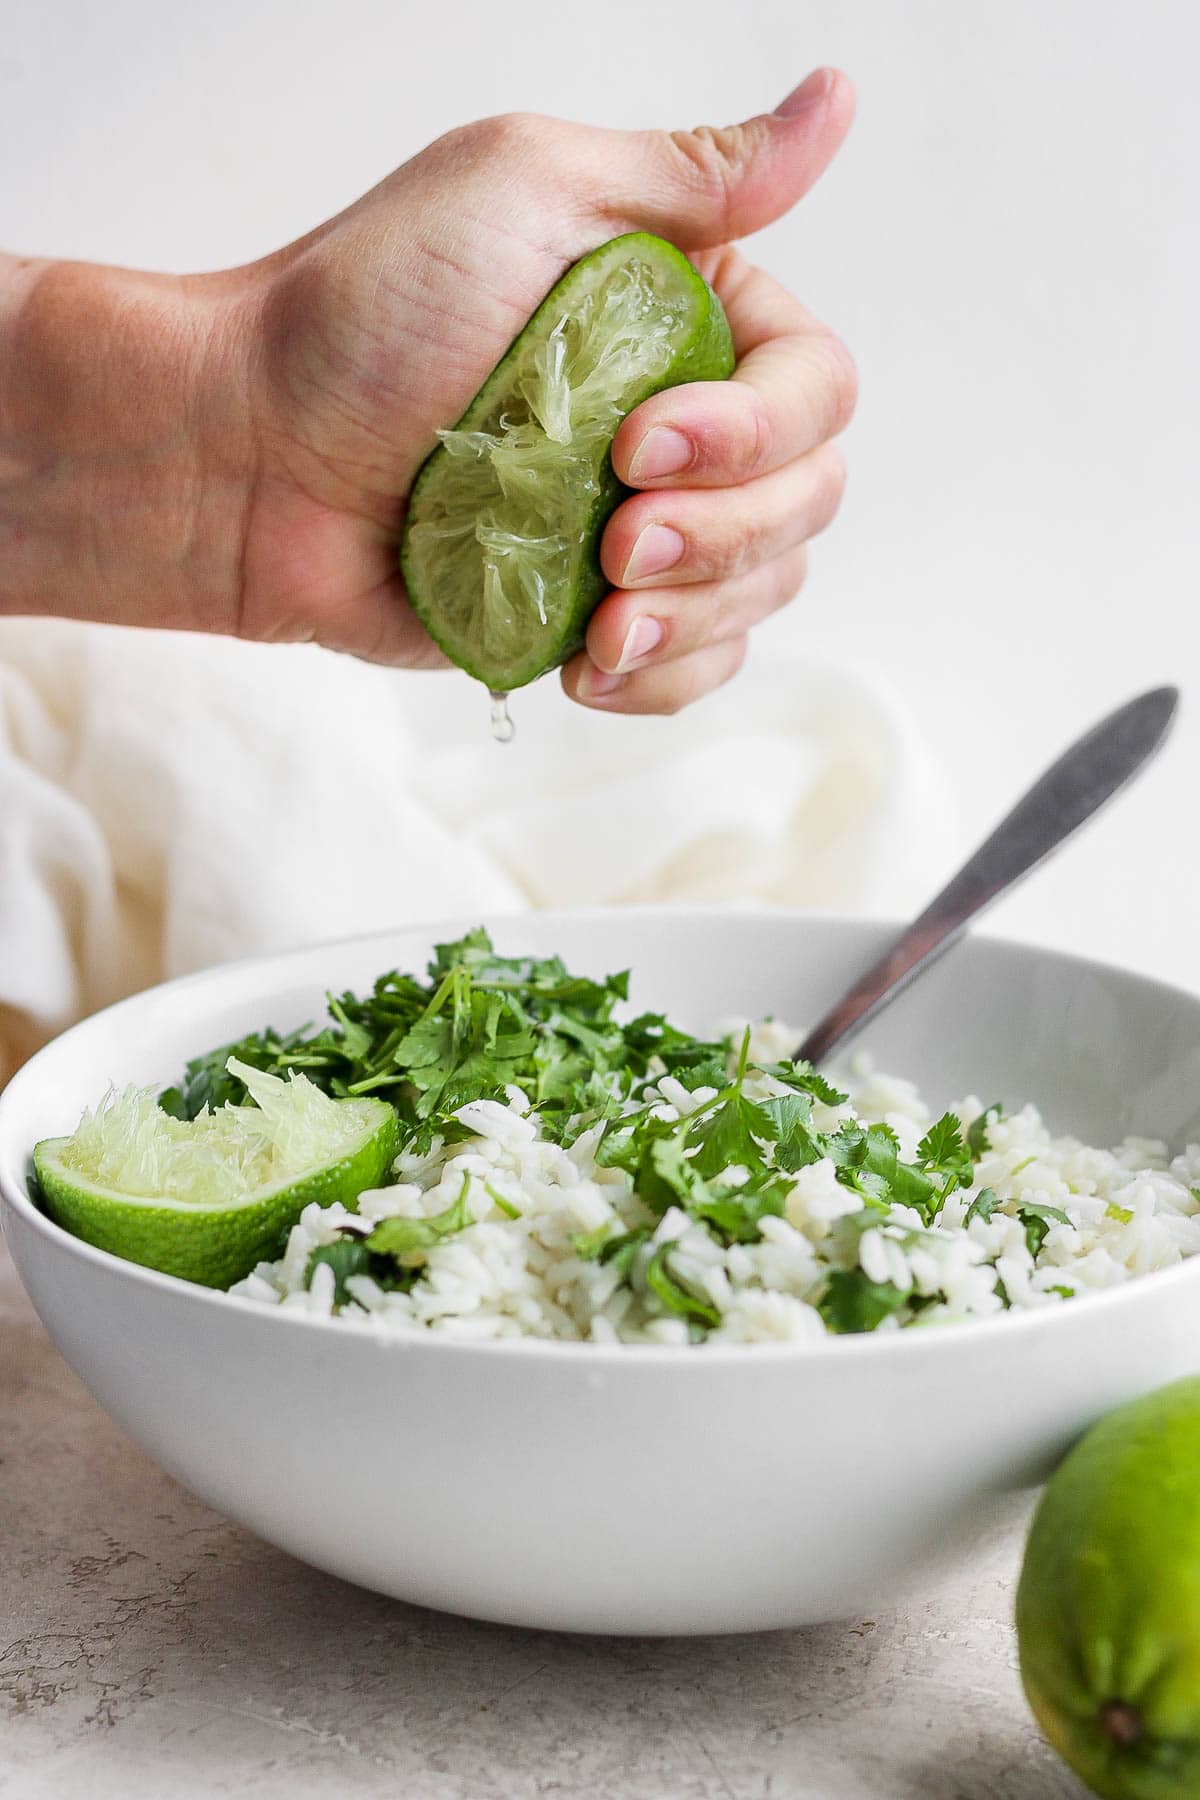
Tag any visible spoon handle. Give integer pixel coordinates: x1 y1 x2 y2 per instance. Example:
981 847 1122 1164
796 686 1180 1067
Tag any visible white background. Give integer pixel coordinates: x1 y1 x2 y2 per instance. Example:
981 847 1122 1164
3 0 1197 984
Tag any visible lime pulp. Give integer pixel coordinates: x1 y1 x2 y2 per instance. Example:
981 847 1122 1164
400 232 734 693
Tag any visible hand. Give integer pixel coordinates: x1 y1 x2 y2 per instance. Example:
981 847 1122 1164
0 73 856 714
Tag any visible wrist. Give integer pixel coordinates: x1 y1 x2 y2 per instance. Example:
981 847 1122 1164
0 253 256 633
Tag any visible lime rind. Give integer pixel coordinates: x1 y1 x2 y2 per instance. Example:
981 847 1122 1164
401 232 734 692
1017 1376 1200 1798
32 1063 399 1287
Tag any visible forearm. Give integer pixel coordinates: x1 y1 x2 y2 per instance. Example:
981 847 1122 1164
0 252 254 634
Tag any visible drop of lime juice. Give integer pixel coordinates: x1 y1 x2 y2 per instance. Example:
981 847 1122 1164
488 690 515 744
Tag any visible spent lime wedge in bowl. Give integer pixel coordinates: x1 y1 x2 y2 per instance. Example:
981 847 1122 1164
33 1058 398 1289
400 231 734 694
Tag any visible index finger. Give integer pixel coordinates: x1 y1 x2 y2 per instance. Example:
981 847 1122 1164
610 248 857 489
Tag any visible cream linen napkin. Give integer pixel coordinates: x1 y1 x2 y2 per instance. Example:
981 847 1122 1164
0 617 945 1083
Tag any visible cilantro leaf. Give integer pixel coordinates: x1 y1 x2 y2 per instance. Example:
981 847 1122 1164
641 1130 712 1215
327 997 373 1063
914 1112 975 1216
755 1093 821 1173
967 1103 1003 1160
687 1092 775 1181
644 1245 720 1328
756 1060 849 1109
963 1189 1070 1255
305 1239 373 1306
964 1187 999 1225
917 1113 971 1182
367 1184 473 1262
620 1014 726 1081
818 1269 909 1334
827 1123 934 1214
572 1222 619 1260
917 1113 962 1166
487 1185 522 1220
598 1228 653 1282
1017 1199 1072 1258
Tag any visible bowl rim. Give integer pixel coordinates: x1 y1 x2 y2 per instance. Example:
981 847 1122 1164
5 902 1200 1369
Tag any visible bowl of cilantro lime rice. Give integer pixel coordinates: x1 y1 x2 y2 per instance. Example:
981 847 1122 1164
5 909 1200 1634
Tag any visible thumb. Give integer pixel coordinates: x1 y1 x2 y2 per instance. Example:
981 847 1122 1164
569 68 855 250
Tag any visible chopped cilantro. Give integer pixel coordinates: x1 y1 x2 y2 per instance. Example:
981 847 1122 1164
755 1060 849 1109
305 1238 373 1305
828 1122 934 1216
598 1228 653 1282
967 1103 1003 1160
644 1245 721 1328
367 1182 473 1263
160 926 1010 1341
1017 1199 1072 1258
964 1187 1000 1226
572 1222 620 1260
687 1091 776 1181
915 1113 974 1215
964 1188 1071 1255
818 1269 909 1333
158 929 636 1140
487 1185 521 1220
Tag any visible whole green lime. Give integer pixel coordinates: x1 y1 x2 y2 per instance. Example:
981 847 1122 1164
400 231 734 695
1017 1376 1200 1798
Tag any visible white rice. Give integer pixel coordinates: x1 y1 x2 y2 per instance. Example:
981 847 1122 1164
228 1020 1200 1345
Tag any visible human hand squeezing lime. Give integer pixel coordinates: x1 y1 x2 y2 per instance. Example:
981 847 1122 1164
0 71 856 714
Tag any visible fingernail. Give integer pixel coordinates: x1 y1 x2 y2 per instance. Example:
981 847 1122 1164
773 69 834 117
616 615 664 671
629 427 693 483
623 524 685 585
580 665 624 700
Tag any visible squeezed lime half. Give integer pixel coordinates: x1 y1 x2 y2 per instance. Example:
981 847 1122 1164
33 1059 398 1288
400 232 734 693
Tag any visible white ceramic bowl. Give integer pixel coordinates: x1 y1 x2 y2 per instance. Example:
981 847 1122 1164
5 908 1200 1636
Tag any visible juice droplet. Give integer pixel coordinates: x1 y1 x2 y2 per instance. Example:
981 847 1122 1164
488 690 515 744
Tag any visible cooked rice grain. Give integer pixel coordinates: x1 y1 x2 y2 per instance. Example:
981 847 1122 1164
228 1034 1200 1344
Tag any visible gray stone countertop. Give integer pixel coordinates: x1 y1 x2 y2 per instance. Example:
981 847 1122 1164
0 1246 1086 1800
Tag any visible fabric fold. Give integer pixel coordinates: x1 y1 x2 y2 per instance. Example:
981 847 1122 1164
0 617 946 1083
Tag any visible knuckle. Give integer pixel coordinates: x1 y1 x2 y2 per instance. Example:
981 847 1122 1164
453 111 545 161
704 243 751 298
771 545 809 607
664 124 749 231
813 444 848 527
602 523 641 587
744 394 776 478
717 514 760 579
718 637 750 690
642 672 693 717
819 331 859 435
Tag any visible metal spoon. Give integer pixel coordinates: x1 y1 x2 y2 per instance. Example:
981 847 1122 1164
795 686 1180 1067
